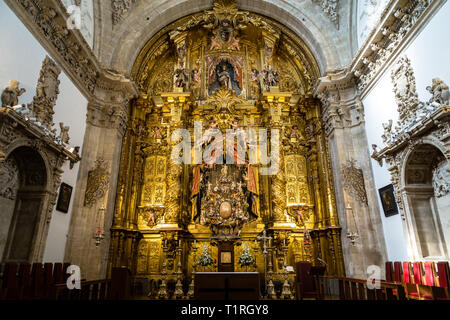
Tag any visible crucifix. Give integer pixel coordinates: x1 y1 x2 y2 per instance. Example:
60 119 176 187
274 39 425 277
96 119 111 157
257 230 272 297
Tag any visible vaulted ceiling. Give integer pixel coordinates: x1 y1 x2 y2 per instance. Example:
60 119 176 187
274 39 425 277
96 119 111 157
90 0 359 77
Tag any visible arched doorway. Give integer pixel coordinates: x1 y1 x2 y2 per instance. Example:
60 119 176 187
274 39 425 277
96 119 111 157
403 143 449 260
1 146 48 263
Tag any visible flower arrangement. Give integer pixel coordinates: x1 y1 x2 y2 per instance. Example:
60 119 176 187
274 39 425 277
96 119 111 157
197 244 214 267
238 244 254 267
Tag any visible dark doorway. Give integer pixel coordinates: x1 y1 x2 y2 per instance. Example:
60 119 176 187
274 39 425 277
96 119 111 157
2 147 47 263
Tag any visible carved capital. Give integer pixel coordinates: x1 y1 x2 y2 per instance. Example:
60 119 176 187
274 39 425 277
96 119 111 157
87 70 139 136
314 70 364 134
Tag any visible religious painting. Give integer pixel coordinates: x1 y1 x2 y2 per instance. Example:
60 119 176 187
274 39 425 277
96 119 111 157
220 251 232 264
207 56 242 96
56 183 73 213
379 184 399 217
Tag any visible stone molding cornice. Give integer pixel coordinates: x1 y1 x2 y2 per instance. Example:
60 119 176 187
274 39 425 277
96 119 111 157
5 0 138 104
374 108 450 160
0 107 80 163
350 0 444 99
313 0 444 101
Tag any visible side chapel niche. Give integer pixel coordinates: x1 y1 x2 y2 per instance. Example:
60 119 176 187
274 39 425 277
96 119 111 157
374 56 450 261
109 0 344 282
0 56 80 263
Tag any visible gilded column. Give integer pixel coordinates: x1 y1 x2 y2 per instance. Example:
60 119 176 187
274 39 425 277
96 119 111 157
262 90 292 225
161 93 190 226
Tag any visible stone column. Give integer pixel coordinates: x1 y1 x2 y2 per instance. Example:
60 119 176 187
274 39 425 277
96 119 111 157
65 71 138 280
315 71 388 279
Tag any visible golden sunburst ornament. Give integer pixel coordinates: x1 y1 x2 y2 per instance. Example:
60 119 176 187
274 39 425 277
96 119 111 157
204 87 246 113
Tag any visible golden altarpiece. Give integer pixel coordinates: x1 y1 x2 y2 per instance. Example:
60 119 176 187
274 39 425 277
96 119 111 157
107 1 345 285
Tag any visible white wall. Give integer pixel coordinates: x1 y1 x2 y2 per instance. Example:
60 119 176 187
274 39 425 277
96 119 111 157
364 1 450 262
0 1 87 262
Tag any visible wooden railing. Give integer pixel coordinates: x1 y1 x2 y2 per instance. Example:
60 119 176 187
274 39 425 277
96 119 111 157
0 263 129 301
54 280 111 300
316 276 407 300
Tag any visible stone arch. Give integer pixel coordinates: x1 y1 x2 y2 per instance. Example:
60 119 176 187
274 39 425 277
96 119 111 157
94 0 352 77
3 139 54 192
401 143 449 260
1 146 49 263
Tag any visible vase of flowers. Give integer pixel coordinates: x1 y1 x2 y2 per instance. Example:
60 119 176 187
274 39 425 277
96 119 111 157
238 244 254 270
197 244 214 269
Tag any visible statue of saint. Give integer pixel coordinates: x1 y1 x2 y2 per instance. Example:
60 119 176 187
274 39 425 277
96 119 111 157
174 63 189 89
218 65 232 90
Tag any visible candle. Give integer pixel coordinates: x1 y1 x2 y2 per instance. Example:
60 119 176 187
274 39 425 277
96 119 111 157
164 240 167 247
283 239 286 246
194 240 197 247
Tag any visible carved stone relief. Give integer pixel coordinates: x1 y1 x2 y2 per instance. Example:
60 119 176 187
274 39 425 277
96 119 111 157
341 159 368 205
353 0 432 93
31 56 62 130
432 161 450 198
17 0 98 95
382 56 448 145
84 158 110 207
0 158 19 200
112 0 139 25
312 0 339 28
391 56 419 128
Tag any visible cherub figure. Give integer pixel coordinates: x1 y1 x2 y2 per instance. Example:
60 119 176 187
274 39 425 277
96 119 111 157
147 210 158 226
294 209 305 226
152 126 163 142
210 33 221 50
229 36 240 51
1 80 26 107
289 125 302 142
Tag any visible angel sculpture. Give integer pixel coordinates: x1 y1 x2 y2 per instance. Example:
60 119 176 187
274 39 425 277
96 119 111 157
382 120 393 143
371 144 383 167
426 78 449 106
59 122 70 144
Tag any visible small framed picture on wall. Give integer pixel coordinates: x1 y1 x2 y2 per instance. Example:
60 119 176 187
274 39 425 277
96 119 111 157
56 183 73 213
379 184 398 217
